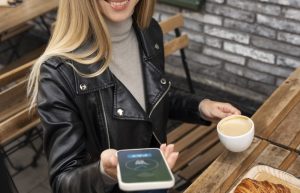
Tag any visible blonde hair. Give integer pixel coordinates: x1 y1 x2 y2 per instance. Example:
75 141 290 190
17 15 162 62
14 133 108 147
28 0 156 108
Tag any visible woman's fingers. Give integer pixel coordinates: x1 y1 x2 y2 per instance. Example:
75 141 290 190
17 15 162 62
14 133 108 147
166 152 179 170
160 144 179 170
220 103 241 115
101 149 118 179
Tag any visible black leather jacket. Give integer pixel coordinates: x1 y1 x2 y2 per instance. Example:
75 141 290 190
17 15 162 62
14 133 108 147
37 19 209 193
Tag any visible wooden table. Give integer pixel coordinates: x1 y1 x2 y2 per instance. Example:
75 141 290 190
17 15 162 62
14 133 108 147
0 0 58 34
184 68 300 193
252 67 300 153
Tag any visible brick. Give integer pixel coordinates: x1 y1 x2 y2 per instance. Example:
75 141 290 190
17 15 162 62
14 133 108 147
205 36 222 48
160 12 175 22
224 19 276 39
184 19 203 32
283 8 300 22
218 71 248 87
205 3 255 23
278 31 300 46
224 63 244 76
252 36 300 57
183 30 205 43
244 69 275 84
248 59 293 78
203 47 246 65
259 0 300 8
224 42 275 64
204 25 250 44
257 14 300 34
188 41 203 52
277 55 300 68
227 0 281 16
185 50 222 66
248 80 276 96
207 0 224 4
155 3 180 14
182 10 222 26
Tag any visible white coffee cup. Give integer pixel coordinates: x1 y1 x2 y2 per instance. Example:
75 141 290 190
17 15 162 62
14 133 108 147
217 115 254 152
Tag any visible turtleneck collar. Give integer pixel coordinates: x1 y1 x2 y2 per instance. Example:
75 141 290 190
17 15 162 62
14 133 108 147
104 17 133 43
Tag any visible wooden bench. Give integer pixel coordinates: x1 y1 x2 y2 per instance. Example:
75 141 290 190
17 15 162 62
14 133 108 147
160 14 195 93
0 59 41 172
160 14 224 191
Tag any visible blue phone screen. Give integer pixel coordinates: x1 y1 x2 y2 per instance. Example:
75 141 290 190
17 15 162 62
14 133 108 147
118 149 173 183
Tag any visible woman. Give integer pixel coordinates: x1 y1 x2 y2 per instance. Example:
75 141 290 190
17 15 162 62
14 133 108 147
28 0 240 193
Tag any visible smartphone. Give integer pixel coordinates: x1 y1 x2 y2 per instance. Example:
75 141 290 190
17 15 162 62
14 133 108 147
117 148 175 191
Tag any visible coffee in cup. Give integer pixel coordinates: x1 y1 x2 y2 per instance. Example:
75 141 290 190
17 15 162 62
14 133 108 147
217 115 254 152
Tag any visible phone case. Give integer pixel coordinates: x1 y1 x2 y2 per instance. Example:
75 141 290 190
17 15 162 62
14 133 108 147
117 148 175 191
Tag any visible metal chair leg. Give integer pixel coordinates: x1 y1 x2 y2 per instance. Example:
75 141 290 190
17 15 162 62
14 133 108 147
175 28 195 94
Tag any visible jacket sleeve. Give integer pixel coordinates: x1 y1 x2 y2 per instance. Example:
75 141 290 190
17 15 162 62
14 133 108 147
168 89 211 125
37 63 109 193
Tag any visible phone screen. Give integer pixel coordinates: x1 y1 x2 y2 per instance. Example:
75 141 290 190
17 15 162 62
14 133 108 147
117 149 173 183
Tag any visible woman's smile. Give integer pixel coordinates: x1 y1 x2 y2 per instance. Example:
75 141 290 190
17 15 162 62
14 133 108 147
104 0 130 11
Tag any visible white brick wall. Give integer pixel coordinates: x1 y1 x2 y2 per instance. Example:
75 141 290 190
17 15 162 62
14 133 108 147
156 0 300 102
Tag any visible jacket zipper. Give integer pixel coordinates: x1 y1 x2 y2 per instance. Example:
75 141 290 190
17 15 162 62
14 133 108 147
99 90 111 149
149 81 171 145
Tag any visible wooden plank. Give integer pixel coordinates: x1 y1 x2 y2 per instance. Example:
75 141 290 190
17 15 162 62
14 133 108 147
0 59 35 88
214 140 270 193
0 0 58 34
174 124 215 152
159 14 184 35
0 79 28 123
0 23 32 42
179 143 224 181
287 156 300 177
279 152 298 171
173 129 219 172
252 67 300 138
224 144 291 193
183 138 262 193
0 107 39 146
269 101 300 150
289 132 300 151
0 45 45 75
167 123 198 144
164 35 189 57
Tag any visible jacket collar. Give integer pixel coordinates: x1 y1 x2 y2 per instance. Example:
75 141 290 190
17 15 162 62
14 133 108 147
71 19 169 121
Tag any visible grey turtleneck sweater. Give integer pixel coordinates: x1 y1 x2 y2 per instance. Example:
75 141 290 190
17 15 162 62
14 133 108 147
106 17 146 111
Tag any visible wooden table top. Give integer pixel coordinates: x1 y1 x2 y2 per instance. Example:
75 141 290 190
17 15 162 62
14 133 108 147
252 67 300 153
184 67 300 193
184 138 300 193
0 0 58 34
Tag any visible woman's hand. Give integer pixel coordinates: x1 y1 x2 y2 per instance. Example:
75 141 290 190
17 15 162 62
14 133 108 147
160 144 179 170
199 99 241 122
101 149 118 180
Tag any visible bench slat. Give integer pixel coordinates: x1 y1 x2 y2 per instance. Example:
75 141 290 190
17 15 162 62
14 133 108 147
174 124 215 153
173 127 218 172
0 107 40 146
160 14 184 35
0 79 29 122
0 60 35 88
178 142 224 181
164 35 189 57
167 123 198 144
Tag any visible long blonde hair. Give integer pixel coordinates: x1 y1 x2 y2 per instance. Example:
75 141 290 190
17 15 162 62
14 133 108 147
28 0 155 108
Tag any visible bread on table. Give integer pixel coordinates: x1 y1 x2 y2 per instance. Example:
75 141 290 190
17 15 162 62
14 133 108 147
234 178 291 193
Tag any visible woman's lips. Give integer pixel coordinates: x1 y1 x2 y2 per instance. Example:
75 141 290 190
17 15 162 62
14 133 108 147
105 0 130 11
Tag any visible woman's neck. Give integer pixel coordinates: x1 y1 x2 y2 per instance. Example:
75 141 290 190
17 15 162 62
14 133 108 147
105 17 133 43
